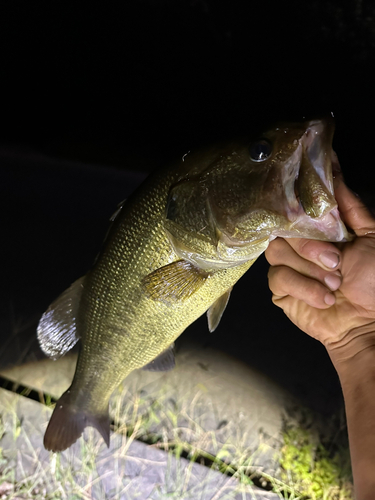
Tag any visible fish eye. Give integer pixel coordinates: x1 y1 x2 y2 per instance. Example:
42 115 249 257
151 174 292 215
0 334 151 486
249 139 272 162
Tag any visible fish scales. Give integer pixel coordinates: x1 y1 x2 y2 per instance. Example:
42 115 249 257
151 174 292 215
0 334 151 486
37 118 351 451
73 171 252 409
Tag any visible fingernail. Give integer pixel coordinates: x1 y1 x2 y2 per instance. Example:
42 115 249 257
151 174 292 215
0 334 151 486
324 292 336 305
319 251 340 269
324 273 341 291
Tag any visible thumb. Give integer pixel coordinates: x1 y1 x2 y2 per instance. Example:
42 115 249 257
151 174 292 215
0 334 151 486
334 176 375 237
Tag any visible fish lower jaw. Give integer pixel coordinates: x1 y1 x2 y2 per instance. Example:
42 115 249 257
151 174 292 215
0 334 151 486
280 207 351 242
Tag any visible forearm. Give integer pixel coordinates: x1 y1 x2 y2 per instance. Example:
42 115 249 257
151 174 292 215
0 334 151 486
329 345 375 500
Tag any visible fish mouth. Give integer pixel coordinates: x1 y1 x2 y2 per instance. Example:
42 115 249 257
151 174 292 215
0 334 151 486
282 117 351 241
216 117 351 249
301 117 334 185
294 118 334 214
278 118 333 220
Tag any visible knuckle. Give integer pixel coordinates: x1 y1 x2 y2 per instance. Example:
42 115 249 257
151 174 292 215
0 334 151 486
306 280 325 305
271 295 285 308
279 266 295 286
267 266 281 294
265 238 287 264
295 239 340 264
268 265 290 295
296 238 318 259
267 266 274 279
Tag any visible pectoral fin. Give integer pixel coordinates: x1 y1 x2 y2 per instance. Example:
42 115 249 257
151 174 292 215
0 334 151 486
142 344 175 371
207 287 232 332
37 276 85 359
142 260 208 303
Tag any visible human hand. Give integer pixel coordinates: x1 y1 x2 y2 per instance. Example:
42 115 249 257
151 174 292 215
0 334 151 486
265 175 375 365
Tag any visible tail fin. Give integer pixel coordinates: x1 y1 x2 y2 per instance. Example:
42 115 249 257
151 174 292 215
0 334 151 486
44 389 110 452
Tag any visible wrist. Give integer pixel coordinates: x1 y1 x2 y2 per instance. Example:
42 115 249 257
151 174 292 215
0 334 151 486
331 343 375 500
326 326 375 385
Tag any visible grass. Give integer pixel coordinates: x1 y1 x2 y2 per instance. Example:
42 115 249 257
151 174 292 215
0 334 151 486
280 424 353 500
0 379 354 500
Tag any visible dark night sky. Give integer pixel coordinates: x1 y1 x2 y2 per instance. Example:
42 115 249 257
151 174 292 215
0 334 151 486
1 1 375 187
1 1 374 413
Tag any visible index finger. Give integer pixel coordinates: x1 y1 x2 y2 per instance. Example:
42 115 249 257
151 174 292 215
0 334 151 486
278 238 342 270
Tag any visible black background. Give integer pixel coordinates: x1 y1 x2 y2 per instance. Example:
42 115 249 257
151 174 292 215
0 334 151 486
1 1 374 415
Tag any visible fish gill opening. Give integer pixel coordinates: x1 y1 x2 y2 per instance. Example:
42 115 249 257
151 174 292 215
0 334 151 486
0 374 308 499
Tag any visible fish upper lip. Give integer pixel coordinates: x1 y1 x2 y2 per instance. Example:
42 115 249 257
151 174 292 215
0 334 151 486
301 118 330 151
301 118 334 167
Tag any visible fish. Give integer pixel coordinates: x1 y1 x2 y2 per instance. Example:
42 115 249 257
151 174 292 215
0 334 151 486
37 117 351 452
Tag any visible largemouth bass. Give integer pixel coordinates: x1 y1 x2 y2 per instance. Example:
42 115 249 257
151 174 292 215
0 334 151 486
37 118 350 452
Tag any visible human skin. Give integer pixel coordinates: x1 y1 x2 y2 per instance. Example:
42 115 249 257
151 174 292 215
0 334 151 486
265 173 375 500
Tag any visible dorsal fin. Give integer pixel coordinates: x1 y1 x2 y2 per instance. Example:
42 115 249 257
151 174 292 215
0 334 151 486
142 344 176 372
207 287 232 332
37 276 85 359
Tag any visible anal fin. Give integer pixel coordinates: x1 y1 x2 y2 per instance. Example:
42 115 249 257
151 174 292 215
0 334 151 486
142 344 175 372
207 287 232 332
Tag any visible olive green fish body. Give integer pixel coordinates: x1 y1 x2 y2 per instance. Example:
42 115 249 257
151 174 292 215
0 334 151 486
73 170 255 410
38 118 351 451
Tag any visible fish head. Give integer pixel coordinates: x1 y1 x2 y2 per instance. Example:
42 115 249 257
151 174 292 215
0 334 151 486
208 117 349 242
165 118 351 269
